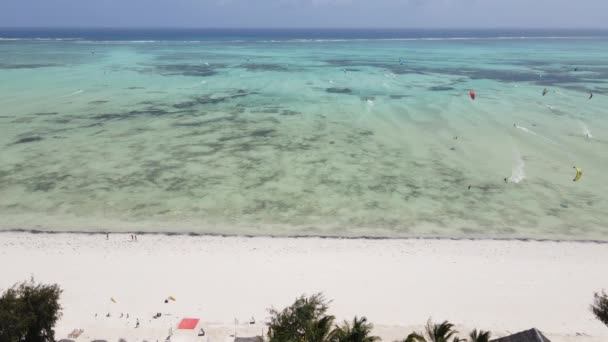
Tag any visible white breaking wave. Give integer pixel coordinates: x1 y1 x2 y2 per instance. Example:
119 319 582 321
253 36 606 43
514 124 538 136
581 122 593 139
0 37 83 41
60 90 83 97
366 99 374 112
3 36 606 44
509 147 526 184
514 123 563 147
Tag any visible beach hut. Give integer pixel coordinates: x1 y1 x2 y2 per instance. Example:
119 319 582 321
490 328 551 342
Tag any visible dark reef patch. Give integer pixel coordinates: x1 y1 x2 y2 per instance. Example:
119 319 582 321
172 90 256 109
323 57 608 89
13 136 43 145
173 116 237 128
44 118 71 124
33 112 59 116
151 63 221 77
91 107 172 121
280 110 301 116
0 63 60 69
219 128 276 142
429 86 455 91
326 87 352 94
251 107 281 114
242 63 289 72
250 129 275 137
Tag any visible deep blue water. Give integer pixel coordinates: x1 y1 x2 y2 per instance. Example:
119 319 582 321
1 28 608 41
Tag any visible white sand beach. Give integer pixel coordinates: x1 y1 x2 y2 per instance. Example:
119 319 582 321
1 232 607 342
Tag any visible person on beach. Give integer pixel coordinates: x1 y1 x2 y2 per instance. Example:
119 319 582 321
135 319 140 328
106 233 109 240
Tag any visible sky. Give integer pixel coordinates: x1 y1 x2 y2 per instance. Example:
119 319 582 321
1 0 608 28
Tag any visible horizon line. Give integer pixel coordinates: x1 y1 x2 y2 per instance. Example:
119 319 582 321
2 26 608 30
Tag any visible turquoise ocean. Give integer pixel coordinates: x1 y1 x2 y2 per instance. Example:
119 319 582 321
1 29 607 240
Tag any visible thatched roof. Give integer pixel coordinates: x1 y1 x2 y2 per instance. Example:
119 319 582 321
491 328 551 342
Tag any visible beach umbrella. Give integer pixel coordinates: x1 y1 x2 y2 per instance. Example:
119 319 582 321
542 88 549 96
178 318 200 329
110 297 117 303
469 90 476 100
168 295 176 301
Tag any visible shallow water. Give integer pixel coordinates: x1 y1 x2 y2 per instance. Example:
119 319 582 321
1 30 608 240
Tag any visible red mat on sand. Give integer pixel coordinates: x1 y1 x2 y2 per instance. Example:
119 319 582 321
178 318 200 329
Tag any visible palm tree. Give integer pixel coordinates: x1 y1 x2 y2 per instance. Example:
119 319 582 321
330 316 380 342
591 290 608 327
305 315 336 342
468 329 491 342
399 319 463 342
267 293 335 342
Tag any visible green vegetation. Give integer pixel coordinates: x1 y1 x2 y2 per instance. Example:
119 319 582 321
331 316 380 342
267 293 334 342
267 293 380 342
400 319 462 342
591 290 608 327
398 320 491 342
267 294 491 342
468 329 491 342
0 279 63 342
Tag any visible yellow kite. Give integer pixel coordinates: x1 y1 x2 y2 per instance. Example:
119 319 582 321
573 166 582 182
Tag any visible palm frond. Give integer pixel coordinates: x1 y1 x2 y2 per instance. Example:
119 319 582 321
425 319 458 342
468 329 491 342
403 332 427 342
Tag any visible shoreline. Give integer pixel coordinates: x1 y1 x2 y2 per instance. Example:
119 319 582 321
2 232 608 342
2 228 608 244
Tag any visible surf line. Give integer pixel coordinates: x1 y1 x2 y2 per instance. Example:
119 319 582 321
513 123 562 147
61 89 84 97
